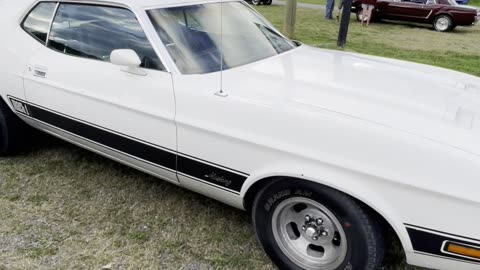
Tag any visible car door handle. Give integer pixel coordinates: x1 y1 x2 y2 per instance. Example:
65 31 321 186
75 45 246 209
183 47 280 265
31 65 48 78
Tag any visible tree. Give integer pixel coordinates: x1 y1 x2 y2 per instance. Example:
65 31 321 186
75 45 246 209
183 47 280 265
283 0 297 38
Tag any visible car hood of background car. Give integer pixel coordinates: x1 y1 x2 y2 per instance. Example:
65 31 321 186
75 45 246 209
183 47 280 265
223 45 480 156
459 5 479 10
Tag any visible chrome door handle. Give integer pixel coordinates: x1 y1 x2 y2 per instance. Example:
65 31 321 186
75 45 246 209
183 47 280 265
31 65 48 78
33 70 47 78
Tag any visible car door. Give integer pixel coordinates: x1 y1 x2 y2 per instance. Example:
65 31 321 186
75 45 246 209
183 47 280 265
382 0 432 20
22 3 178 182
375 0 395 19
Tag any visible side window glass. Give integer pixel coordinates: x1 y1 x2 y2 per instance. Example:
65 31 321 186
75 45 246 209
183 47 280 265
47 4 165 71
22 2 57 44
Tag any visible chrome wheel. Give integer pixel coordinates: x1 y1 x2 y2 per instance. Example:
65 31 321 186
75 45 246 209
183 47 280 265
251 0 262 5
271 197 348 270
434 16 451 32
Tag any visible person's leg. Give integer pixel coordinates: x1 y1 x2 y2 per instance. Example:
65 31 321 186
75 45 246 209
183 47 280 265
361 5 368 26
325 0 335 19
367 6 374 26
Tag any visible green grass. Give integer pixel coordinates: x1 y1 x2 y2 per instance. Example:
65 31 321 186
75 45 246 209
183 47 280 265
469 0 479 6
0 138 420 270
298 0 327 5
297 0 480 6
296 0 480 7
257 6 480 77
0 137 272 270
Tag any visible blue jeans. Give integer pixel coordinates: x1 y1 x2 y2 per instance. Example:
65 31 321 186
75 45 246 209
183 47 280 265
325 0 335 19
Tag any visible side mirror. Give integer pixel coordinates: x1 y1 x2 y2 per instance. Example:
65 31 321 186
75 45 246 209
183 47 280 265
110 49 146 76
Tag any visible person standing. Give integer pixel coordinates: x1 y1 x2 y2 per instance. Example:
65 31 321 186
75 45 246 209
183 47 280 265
325 0 335 20
361 0 377 27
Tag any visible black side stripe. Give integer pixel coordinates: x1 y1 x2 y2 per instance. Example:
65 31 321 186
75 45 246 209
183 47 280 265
178 156 246 192
8 96 248 193
406 224 480 264
28 103 178 171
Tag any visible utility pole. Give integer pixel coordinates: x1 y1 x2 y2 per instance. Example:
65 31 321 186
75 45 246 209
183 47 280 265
337 0 353 48
283 0 297 38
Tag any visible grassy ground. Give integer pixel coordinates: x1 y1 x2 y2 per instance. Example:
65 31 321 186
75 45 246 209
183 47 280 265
0 136 419 270
297 0 327 5
258 5 480 76
296 0 480 6
0 137 271 270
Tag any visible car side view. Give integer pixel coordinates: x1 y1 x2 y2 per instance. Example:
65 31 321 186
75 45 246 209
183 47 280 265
1 0 480 269
351 0 480 32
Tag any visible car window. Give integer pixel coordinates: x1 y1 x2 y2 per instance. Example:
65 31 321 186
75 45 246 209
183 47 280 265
147 2 296 75
402 0 426 3
47 4 165 71
22 2 57 44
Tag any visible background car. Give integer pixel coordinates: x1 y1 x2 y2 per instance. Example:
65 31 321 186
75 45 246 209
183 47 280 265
456 0 470 5
249 0 273 5
351 0 480 31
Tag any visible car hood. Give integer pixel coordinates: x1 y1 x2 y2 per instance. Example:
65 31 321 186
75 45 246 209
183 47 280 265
459 5 479 11
224 45 480 155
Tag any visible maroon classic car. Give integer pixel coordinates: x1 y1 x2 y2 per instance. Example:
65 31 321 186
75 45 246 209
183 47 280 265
351 0 480 31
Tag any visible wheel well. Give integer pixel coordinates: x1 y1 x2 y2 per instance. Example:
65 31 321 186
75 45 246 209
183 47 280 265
243 176 281 215
434 13 453 22
243 176 407 263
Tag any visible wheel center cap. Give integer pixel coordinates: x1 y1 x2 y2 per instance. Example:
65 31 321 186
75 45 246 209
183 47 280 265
305 227 316 238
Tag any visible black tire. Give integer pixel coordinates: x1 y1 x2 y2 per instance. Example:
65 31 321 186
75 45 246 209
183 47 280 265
433 15 453 32
251 0 262 5
252 179 384 270
263 0 273 5
0 97 28 156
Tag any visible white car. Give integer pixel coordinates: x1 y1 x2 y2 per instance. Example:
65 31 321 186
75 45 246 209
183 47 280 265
1 0 480 269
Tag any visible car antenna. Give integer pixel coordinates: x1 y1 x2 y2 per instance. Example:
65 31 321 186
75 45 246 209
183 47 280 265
215 0 228 97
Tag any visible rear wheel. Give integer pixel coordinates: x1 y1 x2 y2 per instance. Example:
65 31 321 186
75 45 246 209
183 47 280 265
251 0 262 5
433 15 453 32
252 179 384 270
0 98 28 156
263 0 273 5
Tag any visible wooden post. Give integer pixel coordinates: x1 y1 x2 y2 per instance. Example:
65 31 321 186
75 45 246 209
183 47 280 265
283 0 297 39
337 0 353 48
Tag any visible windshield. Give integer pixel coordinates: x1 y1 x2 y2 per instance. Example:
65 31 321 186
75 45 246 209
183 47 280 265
147 2 296 74
446 0 459 5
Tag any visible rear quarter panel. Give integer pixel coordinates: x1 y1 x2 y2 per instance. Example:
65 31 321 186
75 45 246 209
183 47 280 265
439 6 476 25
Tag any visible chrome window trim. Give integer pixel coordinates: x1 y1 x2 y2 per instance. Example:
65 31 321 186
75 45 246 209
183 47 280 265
20 1 58 45
45 2 60 46
20 0 172 73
